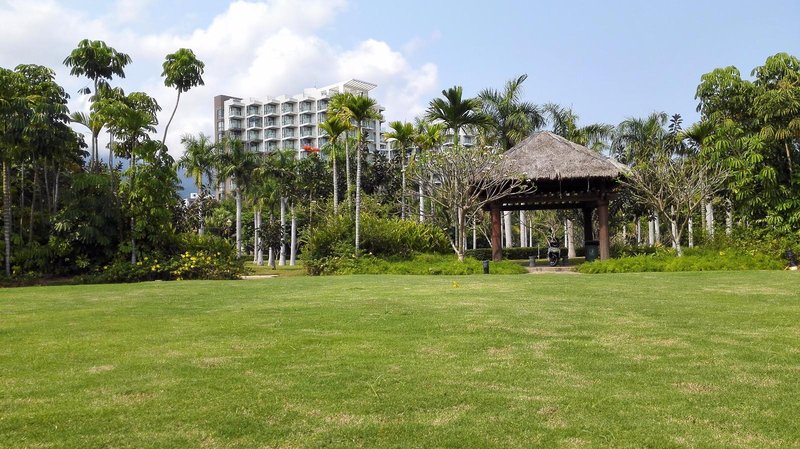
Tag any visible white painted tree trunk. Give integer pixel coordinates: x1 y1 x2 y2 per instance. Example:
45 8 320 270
670 206 678 249
706 199 714 238
290 203 297 266
567 219 576 258
472 226 477 250
654 213 661 244
256 209 264 265
636 217 641 245
419 183 424 222
279 197 286 266
503 211 512 247
648 218 655 246
688 216 694 248
725 198 733 235
519 211 527 247
253 210 259 263
235 189 242 258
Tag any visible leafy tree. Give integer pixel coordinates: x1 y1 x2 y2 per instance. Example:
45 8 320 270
0 65 72 276
161 49 205 146
410 144 533 261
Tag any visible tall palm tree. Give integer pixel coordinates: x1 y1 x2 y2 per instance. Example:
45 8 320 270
63 39 132 165
328 92 383 252
216 137 259 257
178 133 215 235
318 115 351 214
385 120 416 219
426 86 489 146
479 74 544 151
161 49 205 147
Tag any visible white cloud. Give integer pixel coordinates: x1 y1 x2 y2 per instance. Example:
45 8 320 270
0 0 440 159
112 0 155 24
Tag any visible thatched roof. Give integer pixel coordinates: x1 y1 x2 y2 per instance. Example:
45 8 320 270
502 131 627 181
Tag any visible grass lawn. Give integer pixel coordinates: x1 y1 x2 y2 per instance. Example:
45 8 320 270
1 272 799 448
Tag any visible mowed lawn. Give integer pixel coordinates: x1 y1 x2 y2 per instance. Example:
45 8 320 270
1 272 799 448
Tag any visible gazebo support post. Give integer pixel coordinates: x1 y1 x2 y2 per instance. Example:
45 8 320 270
490 202 502 261
598 199 610 260
582 207 593 243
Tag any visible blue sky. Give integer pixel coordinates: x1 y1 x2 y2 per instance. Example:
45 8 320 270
1 0 798 150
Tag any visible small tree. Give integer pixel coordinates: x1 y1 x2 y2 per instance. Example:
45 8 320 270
623 155 728 256
410 144 534 261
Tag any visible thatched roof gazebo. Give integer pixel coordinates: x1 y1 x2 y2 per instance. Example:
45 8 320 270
487 131 628 261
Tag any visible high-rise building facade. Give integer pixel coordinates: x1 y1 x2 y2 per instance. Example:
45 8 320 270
213 79 386 157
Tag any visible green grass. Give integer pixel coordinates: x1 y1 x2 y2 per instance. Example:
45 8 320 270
1 272 799 448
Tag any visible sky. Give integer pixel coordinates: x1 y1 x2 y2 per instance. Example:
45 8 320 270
1 0 799 164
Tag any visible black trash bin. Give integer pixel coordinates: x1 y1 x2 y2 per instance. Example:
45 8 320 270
585 240 600 262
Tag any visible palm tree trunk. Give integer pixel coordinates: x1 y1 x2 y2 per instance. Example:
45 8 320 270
256 210 263 265
688 216 694 248
654 213 661 244
355 138 362 252
3 160 12 276
162 91 181 147
648 217 655 246
345 135 351 208
520 211 527 247
235 188 242 258
290 203 297 266
332 144 338 214
279 197 286 266
253 209 259 264
401 148 406 219
636 216 641 245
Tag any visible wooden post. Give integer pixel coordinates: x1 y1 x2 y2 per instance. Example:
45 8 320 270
582 207 593 242
598 199 610 260
490 202 502 261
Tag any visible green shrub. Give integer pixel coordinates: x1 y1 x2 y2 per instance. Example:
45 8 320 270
578 250 784 274
74 234 248 284
303 213 451 275
309 253 527 275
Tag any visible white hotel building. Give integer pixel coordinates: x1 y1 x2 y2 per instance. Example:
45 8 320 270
213 79 386 157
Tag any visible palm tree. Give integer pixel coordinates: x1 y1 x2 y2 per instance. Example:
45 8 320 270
328 92 383 252
68 111 104 169
426 86 489 146
544 104 614 151
385 120 416 219
161 49 205 147
216 137 259 257
479 74 544 151
413 120 445 222
178 133 215 235
318 115 351 214
63 39 132 165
